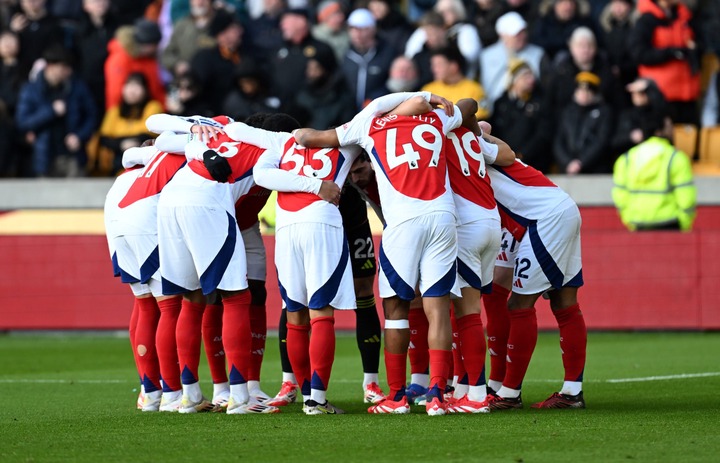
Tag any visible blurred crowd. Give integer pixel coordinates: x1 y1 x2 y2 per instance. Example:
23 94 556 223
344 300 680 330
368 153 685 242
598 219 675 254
0 0 719 178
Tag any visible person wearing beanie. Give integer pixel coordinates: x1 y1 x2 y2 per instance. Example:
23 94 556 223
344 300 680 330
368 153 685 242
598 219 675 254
312 0 350 62
104 18 166 110
553 71 615 174
189 7 251 114
490 58 554 172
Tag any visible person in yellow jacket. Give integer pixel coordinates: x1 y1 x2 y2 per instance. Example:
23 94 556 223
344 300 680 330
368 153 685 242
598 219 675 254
612 113 696 231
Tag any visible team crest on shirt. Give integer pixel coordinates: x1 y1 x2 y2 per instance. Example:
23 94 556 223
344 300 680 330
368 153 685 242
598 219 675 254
303 46 317 57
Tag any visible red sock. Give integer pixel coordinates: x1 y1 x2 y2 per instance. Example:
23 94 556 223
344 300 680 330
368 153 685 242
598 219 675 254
156 297 181 391
222 291 252 385
129 298 141 381
457 313 487 386
202 303 227 384
450 310 465 382
503 307 538 390
248 304 267 381
309 316 335 393
553 303 587 382
484 284 511 384
428 349 452 394
176 299 205 384
287 322 311 396
408 309 429 375
134 297 162 392
384 350 407 401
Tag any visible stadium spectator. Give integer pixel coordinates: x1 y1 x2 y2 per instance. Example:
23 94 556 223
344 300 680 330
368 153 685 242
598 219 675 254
505 0 538 26
701 69 719 127
553 71 614 174
342 8 395 110
74 0 118 125
189 8 248 114
405 0 481 80
290 45 355 129
0 30 26 176
16 45 96 177
104 18 166 110
406 11 451 88
170 0 245 23
629 0 702 125
164 71 214 117
312 0 349 63
111 0 156 26
222 60 281 122
531 0 596 61
699 0 720 55
597 0 637 89
88 72 162 176
612 112 697 231
385 55 420 93
490 59 554 173
480 11 551 108
367 0 413 58
610 77 669 157
469 0 508 48
422 46 490 119
160 0 216 78
546 26 620 117
9 0 64 79
244 0 285 61
269 8 335 107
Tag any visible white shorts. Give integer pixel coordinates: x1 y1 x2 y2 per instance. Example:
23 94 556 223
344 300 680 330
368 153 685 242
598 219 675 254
457 218 501 293
241 222 266 282
129 279 163 298
113 233 160 285
495 228 520 269
378 212 459 300
275 222 355 311
157 168 248 295
510 204 583 295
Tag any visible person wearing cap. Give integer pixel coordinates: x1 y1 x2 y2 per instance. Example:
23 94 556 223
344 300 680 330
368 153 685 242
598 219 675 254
612 111 696 231
268 7 336 107
16 45 97 177
531 0 596 61
421 46 489 119
490 59 554 172
342 7 396 110
161 0 217 78
189 7 249 114
104 18 166 110
312 0 350 62
553 71 614 174
480 11 550 108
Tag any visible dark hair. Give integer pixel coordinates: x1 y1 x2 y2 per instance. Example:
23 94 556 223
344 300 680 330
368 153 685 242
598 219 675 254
119 72 150 119
244 113 273 128
261 113 301 132
431 46 466 74
640 111 667 140
43 45 75 66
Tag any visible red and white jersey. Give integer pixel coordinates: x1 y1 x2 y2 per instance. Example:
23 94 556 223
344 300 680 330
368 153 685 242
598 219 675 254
487 160 575 241
104 166 145 262
335 107 462 227
445 126 499 225
185 131 268 203
247 127 361 229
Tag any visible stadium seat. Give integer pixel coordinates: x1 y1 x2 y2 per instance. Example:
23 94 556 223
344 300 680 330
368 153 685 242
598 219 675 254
698 126 720 165
673 123 698 159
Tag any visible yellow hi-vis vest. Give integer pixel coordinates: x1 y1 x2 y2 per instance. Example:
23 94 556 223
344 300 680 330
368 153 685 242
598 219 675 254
612 136 697 231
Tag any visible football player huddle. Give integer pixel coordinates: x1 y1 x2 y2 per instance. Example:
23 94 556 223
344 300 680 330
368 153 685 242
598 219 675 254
104 91 587 416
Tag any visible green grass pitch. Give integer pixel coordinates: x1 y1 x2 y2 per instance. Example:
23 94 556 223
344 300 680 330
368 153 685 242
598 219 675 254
1 332 719 462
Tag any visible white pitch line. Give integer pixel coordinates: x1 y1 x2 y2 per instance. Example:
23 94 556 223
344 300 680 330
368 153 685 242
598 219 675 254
604 372 720 383
0 379 127 384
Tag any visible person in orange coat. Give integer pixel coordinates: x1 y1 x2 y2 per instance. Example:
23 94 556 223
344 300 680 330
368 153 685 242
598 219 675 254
104 18 166 111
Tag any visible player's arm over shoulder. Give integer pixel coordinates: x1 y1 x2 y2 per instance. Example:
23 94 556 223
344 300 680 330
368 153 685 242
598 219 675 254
294 128 340 149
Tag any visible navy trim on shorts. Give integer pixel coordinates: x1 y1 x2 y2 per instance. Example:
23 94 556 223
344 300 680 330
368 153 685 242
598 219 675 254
200 212 237 295
528 222 565 289
379 241 415 301
277 271 306 312
565 269 584 288
423 261 457 297
457 257 483 290
118 262 140 284
309 235 350 309
140 246 160 284
161 276 190 295
111 252 121 277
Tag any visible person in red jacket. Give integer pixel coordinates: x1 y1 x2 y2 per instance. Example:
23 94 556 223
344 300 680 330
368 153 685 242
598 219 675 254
629 0 702 125
104 18 166 111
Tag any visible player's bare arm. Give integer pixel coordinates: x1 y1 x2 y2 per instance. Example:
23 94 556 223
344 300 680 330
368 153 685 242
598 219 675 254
293 128 340 148
479 121 516 166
